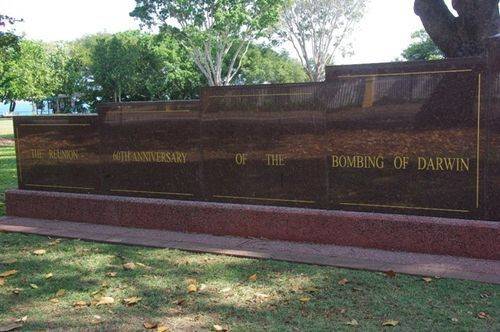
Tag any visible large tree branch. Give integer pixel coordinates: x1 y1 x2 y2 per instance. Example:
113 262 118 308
414 0 461 57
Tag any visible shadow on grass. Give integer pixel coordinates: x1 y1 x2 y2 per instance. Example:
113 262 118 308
0 232 498 331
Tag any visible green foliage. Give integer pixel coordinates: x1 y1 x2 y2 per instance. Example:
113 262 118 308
401 30 444 61
131 0 287 85
238 44 307 84
0 40 55 106
0 14 22 50
87 31 202 102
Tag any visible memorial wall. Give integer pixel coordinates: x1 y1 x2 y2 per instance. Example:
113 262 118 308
13 56 500 222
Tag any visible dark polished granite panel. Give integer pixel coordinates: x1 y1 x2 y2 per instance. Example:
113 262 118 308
201 84 326 208
323 65 484 219
13 116 100 194
486 37 500 221
11 40 500 222
97 101 202 200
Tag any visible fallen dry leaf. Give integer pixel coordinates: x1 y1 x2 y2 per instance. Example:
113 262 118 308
0 270 17 278
33 249 46 256
73 301 88 308
186 278 197 285
157 325 169 332
248 274 257 282
123 297 142 306
255 293 270 299
123 262 136 270
299 296 311 303
48 239 62 246
144 322 158 329
382 319 399 327
338 278 349 285
49 298 60 304
29 284 38 289
44 273 53 279
346 319 359 326
91 315 102 325
385 270 397 278
213 325 227 331
422 277 433 283
3 259 17 264
12 288 22 295
0 322 23 332
477 312 489 319
187 284 198 293
106 272 117 277
96 296 115 306
15 317 27 324
303 286 319 292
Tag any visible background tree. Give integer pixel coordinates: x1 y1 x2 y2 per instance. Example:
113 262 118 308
0 14 22 49
280 0 367 82
0 40 54 113
87 31 202 103
130 0 287 86
90 32 139 103
238 44 307 84
132 32 202 100
414 0 499 57
401 29 444 61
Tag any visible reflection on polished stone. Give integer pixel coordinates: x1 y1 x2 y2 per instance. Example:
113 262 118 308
13 55 500 221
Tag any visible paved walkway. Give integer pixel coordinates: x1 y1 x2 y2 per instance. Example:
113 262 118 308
1 216 499 284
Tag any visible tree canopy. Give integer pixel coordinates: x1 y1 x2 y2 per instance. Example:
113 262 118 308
279 0 367 82
238 44 307 84
1 29 307 113
401 30 444 61
130 0 287 86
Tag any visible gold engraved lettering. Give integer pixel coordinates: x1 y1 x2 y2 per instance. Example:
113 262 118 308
332 155 384 169
417 157 470 172
266 154 286 166
112 151 188 164
235 153 247 165
393 156 409 170
48 149 80 161
31 149 44 159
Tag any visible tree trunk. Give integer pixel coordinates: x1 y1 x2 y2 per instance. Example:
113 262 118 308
414 0 499 57
9 100 16 113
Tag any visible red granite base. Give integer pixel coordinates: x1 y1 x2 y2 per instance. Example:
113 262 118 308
5 189 500 260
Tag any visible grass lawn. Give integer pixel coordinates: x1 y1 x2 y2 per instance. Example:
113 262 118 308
0 144 499 331
0 145 16 215
0 118 14 140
